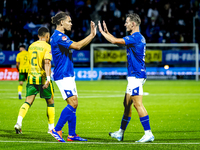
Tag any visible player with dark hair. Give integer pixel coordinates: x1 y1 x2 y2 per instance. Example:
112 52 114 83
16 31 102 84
16 45 29 99
14 27 55 134
98 13 154 142
49 11 96 142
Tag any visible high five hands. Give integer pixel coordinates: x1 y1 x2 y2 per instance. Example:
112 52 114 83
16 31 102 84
90 20 109 37
90 21 97 37
98 21 109 34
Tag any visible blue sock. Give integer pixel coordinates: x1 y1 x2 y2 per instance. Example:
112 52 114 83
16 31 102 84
140 115 151 131
120 115 131 130
55 104 75 131
68 109 76 136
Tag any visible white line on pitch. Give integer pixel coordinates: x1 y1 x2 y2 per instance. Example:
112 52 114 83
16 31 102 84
0 141 199 145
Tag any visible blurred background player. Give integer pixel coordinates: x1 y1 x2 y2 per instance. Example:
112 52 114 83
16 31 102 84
14 27 55 134
16 45 29 99
50 11 96 142
98 13 154 142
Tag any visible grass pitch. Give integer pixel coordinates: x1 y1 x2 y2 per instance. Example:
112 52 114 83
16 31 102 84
0 80 200 150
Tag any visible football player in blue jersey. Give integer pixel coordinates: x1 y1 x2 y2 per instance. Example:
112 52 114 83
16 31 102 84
98 13 154 143
49 11 96 142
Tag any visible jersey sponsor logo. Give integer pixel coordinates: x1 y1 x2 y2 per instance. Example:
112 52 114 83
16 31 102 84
62 36 67 41
141 38 145 43
125 36 130 40
58 34 62 36
66 40 71 43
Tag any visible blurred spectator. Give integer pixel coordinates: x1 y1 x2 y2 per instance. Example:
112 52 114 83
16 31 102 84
147 4 159 23
3 0 7 16
114 7 121 19
0 26 5 38
99 2 109 21
32 0 38 13
23 0 28 10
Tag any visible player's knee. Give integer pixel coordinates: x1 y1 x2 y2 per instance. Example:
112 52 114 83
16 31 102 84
46 98 54 105
67 96 78 108
133 101 142 109
74 101 78 108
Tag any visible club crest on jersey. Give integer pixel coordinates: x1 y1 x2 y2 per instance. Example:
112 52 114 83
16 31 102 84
62 36 67 41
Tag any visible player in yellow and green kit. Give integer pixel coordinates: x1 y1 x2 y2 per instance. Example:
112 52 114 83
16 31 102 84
16 45 30 99
14 27 55 134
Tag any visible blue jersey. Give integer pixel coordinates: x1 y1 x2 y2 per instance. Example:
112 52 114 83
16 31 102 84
50 30 74 81
123 32 146 78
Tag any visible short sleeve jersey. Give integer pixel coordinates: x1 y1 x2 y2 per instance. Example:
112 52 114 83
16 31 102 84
27 40 52 85
16 50 30 73
50 30 73 81
123 32 146 78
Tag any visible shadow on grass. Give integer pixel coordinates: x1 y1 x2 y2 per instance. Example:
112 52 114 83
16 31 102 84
0 129 200 143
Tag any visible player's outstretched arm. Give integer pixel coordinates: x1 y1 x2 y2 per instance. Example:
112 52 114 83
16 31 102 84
98 21 125 45
69 21 97 50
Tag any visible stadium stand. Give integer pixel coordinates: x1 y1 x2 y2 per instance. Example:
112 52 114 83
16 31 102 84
0 0 199 51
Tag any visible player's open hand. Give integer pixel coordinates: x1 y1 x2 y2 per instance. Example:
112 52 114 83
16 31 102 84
90 21 97 37
43 81 50 89
103 21 109 33
98 21 103 33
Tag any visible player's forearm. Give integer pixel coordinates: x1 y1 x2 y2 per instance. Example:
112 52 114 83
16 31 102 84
107 32 115 39
44 60 51 77
76 34 94 50
101 31 116 44
101 31 125 45
16 63 19 71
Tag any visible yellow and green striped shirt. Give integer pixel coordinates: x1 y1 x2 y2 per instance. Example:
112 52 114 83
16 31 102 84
27 40 52 85
16 50 30 73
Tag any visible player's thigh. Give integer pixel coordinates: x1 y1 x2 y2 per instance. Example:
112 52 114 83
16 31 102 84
132 95 143 106
40 81 54 100
55 77 78 100
26 84 39 104
123 93 132 107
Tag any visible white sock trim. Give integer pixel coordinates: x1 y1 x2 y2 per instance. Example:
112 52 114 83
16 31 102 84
145 130 152 135
48 123 54 130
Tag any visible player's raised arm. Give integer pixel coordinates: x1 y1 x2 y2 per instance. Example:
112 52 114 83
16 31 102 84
69 21 97 50
98 21 125 45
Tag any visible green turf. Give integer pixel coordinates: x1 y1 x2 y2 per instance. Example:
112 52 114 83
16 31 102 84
0 80 200 150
